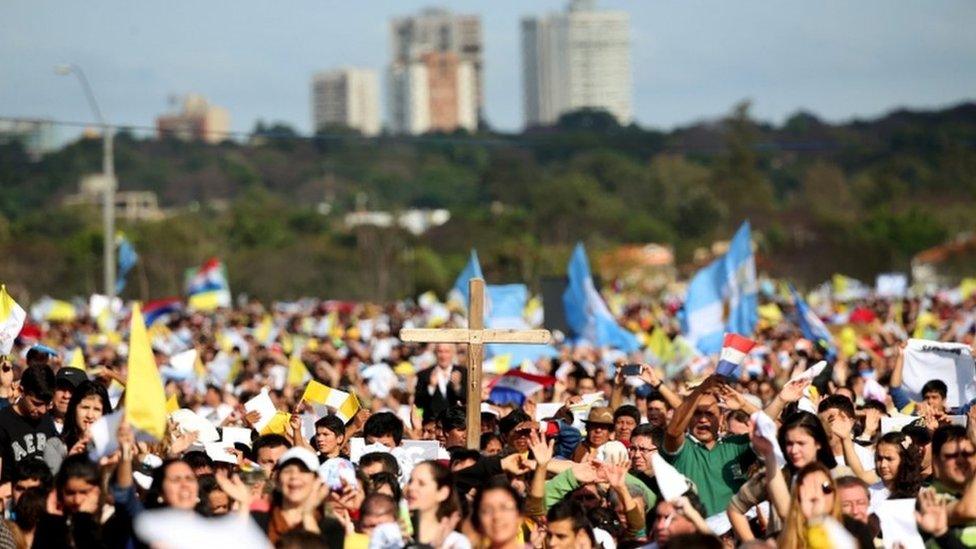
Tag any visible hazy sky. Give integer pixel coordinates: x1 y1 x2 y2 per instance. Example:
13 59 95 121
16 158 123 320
3 0 975 138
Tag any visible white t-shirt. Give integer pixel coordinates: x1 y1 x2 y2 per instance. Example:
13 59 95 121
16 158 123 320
834 443 876 472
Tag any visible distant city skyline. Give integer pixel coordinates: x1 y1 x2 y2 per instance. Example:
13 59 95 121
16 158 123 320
3 0 975 140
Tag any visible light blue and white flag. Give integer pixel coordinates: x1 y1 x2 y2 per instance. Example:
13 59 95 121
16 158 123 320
116 234 138 294
562 243 640 352
682 221 758 355
484 284 559 366
789 284 836 358
449 250 483 307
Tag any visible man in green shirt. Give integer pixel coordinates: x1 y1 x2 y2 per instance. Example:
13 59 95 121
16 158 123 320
661 375 757 517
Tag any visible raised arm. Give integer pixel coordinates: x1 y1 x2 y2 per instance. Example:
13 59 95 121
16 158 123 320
641 365 683 410
831 414 880 485
664 376 718 453
762 378 810 422
890 342 906 389
750 419 791 520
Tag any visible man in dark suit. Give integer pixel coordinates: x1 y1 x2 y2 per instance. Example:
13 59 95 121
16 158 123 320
414 343 466 420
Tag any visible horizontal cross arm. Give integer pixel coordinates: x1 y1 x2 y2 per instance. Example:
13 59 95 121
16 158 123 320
480 329 552 344
399 328 553 345
399 328 471 343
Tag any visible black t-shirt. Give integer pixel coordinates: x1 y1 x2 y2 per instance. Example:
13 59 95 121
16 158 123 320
0 405 57 480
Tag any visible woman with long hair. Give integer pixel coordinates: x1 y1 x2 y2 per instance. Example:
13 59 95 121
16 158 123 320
404 460 470 548
777 463 842 549
729 411 837 542
43 380 112 474
842 431 922 500
32 454 135 547
144 458 200 511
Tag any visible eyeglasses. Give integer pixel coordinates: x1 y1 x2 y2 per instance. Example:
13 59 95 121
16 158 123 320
628 445 656 454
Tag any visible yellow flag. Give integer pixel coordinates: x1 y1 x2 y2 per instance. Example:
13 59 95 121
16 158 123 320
647 327 674 364
165 393 180 414
124 304 167 440
69 348 86 371
302 379 359 422
832 274 849 295
48 300 76 322
913 311 938 339
255 315 273 344
961 278 976 300
758 303 783 323
485 354 511 374
262 411 290 435
194 353 207 379
287 352 310 386
839 326 857 358
302 379 330 404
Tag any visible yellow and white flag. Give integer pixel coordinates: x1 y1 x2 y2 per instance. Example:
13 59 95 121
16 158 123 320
301 379 359 422
124 303 168 440
287 352 310 386
69 347 87 371
0 285 26 355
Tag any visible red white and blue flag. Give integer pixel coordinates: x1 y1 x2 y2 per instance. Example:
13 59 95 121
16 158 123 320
488 370 556 406
143 297 184 327
715 333 756 377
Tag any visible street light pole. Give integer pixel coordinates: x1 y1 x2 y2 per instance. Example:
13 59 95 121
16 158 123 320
56 64 116 304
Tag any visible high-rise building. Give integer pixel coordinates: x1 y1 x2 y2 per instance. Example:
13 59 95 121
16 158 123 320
389 7 482 133
312 68 381 136
389 52 477 135
0 119 58 159
522 0 632 127
155 94 230 144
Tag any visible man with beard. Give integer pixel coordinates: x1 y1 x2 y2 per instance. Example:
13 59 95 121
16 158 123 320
661 376 755 517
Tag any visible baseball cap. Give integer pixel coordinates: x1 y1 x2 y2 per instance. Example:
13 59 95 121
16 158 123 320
275 446 319 472
55 367 88 389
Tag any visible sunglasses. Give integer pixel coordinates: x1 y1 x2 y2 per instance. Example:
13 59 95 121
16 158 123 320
819 481 834 495
513 428 537 437
1 365 11 373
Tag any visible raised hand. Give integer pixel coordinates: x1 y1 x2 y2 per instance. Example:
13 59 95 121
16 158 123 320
215 470 254 510
778 378 811 403
570 460 600 484
639 364 662 388
828 414 854 439
527 430 554 467
717 384 746 410
500 452 537 475
916 488 949 536
601 457 631 489
168 428 199 456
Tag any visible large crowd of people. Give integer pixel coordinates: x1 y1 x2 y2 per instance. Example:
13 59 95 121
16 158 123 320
0 290 973 549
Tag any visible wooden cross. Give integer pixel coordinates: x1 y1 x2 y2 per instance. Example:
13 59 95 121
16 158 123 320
400 278 552 449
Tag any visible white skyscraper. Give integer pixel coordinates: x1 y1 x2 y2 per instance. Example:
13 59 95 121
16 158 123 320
522 0 632 127
388 8 481 134
312 68 381 136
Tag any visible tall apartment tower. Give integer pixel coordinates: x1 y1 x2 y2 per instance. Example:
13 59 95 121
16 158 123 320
522 0 632 127
389 8 482 134
312 68 380 136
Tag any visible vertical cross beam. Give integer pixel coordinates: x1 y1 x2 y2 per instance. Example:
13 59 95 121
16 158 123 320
466 278 484 449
